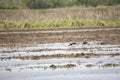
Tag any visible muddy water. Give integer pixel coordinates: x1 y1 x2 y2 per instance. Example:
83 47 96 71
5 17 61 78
0 42 120 80
0 28 120 80
0 41 120 57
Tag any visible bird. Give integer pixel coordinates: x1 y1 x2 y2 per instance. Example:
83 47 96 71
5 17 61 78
82 41 88 45
68 42 76 46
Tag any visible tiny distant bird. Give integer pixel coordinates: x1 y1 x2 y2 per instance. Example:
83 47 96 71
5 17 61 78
82 41 88 45
68 42 76 46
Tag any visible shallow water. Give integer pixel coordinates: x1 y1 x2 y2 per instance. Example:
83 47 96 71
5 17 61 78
0 66 120 80
0 56 120 68
0 41 120 58
0 40 120 80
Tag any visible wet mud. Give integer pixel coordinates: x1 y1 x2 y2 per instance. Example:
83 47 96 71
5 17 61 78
0 27 120 80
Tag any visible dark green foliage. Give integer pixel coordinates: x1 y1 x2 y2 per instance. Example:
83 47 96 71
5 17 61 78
0 0 120 9
26 0 79 9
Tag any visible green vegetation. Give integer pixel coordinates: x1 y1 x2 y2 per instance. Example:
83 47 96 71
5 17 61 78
0 0 22 9
0 0 120 9
0 1 119 30
0 19 120 30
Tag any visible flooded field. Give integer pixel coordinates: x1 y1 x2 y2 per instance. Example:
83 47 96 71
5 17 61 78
0 27 120 80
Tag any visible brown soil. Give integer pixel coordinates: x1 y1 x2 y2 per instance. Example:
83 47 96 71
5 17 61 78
0 26 120 48
1 53 120 61
49 64 76 69
102 63 120 67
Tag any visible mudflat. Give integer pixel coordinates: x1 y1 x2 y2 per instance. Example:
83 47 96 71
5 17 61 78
0 26 120 80
0 26 120 47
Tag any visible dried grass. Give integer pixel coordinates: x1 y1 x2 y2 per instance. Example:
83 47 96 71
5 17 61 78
0 5 120 22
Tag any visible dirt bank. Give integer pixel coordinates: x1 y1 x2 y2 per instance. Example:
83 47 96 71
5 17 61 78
0 26 120 47
1 53 120 61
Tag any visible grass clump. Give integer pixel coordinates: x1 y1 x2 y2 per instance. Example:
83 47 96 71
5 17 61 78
0 19 120 30
49 64 76 69
49 64 57 69
85 64 95 67
102 63 119 67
